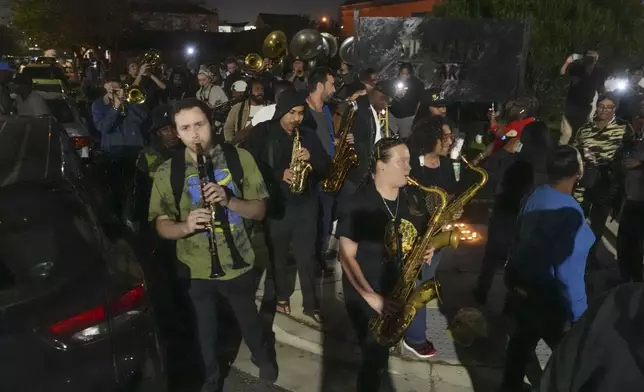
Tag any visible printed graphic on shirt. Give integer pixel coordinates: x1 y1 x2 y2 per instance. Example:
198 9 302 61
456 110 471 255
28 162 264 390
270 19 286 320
186 168 243 232
384 218 418 260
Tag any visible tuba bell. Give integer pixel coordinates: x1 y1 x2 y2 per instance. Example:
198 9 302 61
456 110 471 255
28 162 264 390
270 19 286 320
290 29 325 60
262 30 288 76
321 32 338 58
339 36 357 66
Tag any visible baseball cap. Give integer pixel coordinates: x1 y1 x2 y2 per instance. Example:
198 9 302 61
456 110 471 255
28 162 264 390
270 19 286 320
425 88 447 106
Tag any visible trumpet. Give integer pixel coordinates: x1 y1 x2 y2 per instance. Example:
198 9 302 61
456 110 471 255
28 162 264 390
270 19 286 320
122 84 146 105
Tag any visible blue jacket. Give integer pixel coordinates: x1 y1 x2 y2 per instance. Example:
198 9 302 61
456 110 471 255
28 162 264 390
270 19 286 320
91 98 147 155
508 185 595 321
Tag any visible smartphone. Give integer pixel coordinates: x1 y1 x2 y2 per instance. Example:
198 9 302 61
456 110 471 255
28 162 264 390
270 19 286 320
572 53 583 61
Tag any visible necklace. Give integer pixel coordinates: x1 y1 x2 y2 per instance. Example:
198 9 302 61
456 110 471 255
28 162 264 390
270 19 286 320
380 194 399 223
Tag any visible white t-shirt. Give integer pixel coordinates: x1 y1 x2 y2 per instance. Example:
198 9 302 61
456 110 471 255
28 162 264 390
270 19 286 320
246 104 265 126
197 84 228 108
16 92 50 117
370 105 383 144
251 104 276 126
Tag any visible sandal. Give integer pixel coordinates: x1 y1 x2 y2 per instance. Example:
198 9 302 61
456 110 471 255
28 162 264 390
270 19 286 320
303 309 323 323
276 301 291 315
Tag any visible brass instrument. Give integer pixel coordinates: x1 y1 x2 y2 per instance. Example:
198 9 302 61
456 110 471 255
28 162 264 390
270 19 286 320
369 159 488 347
378 107 390 137
122 84 146 105
196 143 226 278
322 99 359 193
339 36 357 66
142 49 161 67
244 53 265 74
262 30 288 76
289 128 313 194
290 29 325 60
321 32 338 58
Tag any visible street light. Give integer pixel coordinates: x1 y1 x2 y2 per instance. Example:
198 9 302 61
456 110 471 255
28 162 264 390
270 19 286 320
321 16 328 23
185 45 196 56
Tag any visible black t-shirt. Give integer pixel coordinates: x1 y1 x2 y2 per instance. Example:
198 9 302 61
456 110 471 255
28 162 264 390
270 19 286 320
566 64 606 108
410 156 457 195
336 182 427 301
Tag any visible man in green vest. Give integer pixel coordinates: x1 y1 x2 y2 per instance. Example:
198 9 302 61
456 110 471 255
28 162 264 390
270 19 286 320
132 104 182 232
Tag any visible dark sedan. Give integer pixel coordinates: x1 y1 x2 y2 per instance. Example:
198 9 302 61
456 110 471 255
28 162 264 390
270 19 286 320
0 116 165 391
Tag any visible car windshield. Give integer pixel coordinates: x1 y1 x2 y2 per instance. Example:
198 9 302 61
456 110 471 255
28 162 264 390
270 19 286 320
22 66 66 81
46 99 75 123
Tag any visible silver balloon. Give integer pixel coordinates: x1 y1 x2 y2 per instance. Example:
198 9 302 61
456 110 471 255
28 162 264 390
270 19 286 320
290 29 325 60
321 32 338 58
339 36 356 66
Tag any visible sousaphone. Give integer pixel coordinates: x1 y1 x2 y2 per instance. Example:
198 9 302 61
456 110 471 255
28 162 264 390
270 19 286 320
290 29 325 60
339 36 357 66
321 33 338 58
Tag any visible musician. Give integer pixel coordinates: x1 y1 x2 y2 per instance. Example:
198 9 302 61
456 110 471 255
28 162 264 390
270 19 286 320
223 79 267 144
303 66 343 271
285 57 308 92
337 137 435 392
124 58 166 110
148 98 278 389
196 66 228 109
91 75 148 221
342 80 396 197
250 80 294 127
243 90 330 322
223 56 244 98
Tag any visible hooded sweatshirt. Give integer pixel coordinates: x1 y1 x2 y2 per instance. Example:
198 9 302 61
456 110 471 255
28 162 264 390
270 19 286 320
242 90 330 218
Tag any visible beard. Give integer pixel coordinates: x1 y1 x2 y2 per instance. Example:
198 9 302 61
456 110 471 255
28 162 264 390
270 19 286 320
251 95 264 104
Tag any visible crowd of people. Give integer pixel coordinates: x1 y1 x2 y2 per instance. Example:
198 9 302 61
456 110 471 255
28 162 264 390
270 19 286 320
1 48 643 392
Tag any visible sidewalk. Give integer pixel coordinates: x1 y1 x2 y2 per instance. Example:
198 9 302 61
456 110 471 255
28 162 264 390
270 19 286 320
250 217 622 391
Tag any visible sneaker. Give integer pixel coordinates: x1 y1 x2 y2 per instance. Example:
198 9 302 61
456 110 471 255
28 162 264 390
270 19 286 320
402 339 437 359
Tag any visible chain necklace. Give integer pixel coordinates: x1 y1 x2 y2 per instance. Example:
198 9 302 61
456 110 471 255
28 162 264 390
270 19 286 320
380 193 400 223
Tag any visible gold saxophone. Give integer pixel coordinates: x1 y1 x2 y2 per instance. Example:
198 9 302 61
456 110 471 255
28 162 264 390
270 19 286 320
289 127 313 194
369 158 488 347
322 100 359 193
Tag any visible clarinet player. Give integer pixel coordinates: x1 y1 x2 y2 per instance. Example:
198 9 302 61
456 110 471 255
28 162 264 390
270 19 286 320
148 98 278 391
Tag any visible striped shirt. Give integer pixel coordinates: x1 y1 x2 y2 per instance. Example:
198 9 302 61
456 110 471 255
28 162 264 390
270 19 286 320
573 118 633 202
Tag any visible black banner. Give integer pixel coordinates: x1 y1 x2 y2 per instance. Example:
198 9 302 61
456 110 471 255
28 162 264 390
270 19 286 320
356 17 528 102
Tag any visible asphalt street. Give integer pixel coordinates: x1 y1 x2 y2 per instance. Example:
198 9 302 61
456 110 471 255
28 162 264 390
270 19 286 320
223 368 291 392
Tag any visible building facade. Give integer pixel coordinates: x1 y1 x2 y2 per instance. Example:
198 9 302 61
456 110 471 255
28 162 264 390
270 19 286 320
340 0 439 36
130 2 219 32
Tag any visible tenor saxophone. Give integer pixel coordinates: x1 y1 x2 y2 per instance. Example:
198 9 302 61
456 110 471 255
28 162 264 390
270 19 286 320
322 99 359 193
369 158 488 347
289 127 313 194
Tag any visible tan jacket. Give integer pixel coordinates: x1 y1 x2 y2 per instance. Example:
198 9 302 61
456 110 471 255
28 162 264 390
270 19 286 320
224 100 251 142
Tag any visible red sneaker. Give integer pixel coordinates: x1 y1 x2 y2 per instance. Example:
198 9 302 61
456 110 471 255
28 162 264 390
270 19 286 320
402 339 437 359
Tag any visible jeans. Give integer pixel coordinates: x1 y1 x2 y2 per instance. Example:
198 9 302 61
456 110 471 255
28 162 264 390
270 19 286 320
346 298 392 392
404 250 443 344
264 196 320 311
617 200 644 282
186 272 271 392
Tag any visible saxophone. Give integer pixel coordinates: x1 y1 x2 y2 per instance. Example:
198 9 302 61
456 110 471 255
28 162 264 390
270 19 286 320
369 158 488 347
289 127 313 194
196 143 226 278
322 100 359 193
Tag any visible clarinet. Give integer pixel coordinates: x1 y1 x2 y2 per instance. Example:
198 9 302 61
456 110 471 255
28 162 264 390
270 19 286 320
196 143 226 278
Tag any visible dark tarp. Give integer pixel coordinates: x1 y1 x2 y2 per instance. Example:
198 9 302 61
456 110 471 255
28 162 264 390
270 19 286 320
541 283 644 392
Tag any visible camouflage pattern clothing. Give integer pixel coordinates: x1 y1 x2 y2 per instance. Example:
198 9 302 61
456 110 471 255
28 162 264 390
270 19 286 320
573 118 633 203
148 146 269 280
136 147 167 179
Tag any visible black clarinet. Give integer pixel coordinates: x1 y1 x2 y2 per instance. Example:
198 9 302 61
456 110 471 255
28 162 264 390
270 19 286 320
196 143 226 278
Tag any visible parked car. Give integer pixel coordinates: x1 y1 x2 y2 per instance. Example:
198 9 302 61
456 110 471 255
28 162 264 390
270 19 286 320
0 116 166 392
37 91 91 158
21 63 73 94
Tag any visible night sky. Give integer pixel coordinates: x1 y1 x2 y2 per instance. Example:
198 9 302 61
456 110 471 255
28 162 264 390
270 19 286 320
207 0 347 23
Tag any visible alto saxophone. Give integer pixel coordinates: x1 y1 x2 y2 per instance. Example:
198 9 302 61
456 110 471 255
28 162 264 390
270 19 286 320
289 127 313 194
369 158 488 347
322 99 359 193
196 143 226 278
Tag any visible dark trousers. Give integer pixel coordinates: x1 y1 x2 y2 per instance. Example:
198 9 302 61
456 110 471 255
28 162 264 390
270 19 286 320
317 185 335 264
106 148 140 221
346 299 392 392
618 200 644 282
476 209 518 294
264 197 320 312
501 293 568 391
187 272 270 392
564 103 591 144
